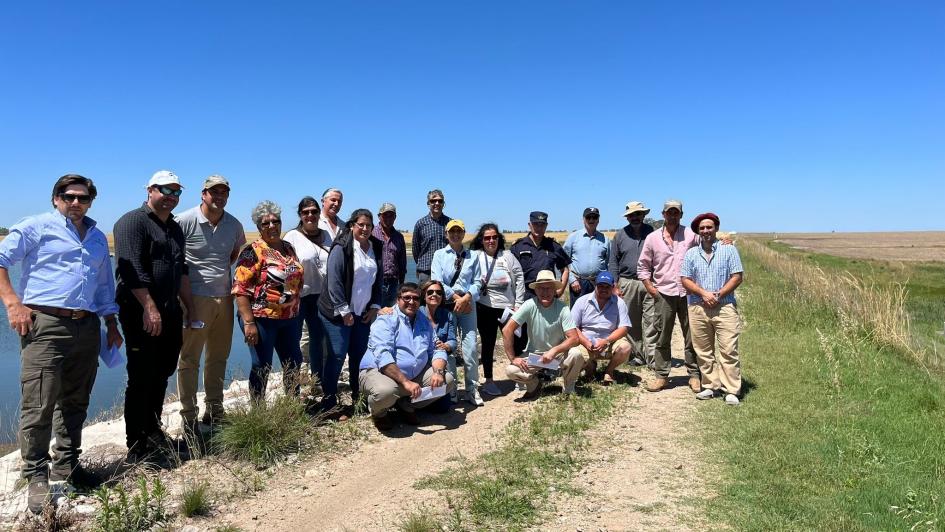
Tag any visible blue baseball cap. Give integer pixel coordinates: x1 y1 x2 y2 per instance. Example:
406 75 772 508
595 271 615 286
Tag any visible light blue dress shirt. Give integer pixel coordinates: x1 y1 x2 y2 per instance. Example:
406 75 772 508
0 211 119 316
563 230 610 280
430 246 482 301
360 305 448 380
680 240 744 305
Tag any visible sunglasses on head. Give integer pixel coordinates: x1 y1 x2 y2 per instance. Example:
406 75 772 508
57 193 92 205
156 185 183 197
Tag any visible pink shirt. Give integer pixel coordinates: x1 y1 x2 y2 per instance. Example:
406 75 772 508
637 226 700 297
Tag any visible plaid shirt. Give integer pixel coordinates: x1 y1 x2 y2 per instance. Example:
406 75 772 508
680 240 743 305
113 204 188 310
411 213 451 272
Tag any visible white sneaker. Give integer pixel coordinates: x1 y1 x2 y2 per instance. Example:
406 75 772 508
563 383 576 395
696 389 715 400
515 382 526 391
724 394 740 406
467 388 484 406
481 380 502 396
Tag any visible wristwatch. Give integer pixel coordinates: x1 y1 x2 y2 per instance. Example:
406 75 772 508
433 368 446 376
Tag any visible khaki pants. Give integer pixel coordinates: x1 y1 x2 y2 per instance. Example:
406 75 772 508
689 303 742 395
617 278 657 365
178 295 234 422
505 349 585 392
573 337 632 361
653 293 699 378
359 367 456 417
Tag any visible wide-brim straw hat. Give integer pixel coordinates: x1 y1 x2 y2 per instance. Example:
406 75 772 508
528 269 565 290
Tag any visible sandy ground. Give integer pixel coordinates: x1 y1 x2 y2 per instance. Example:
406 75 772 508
767 231 945 262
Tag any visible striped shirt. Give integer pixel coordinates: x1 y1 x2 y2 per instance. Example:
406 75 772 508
411 213 451 272
680 240 743 305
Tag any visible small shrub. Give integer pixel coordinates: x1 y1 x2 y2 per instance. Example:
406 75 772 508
397 510 441 532
212 393 311 467
180 480 212 517
93 476 168 531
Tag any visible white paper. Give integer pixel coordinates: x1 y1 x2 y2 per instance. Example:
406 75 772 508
499 308 522 337
99 329 126 368
411 385 447 403
527 353 560 370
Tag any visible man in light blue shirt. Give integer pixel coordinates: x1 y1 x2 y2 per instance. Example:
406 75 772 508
563 207 610 307
359 283 454 431
0 174 123 512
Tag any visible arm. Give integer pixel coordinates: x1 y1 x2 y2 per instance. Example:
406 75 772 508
558 266 570 298
179 274 198 326
430 250 454 299
466 250 483 302
235 294 258 345
508 253 526 309
411 221 422 266
544 328 579 363
325 245 353 322
718 272 743 299
502 318 530 372
0 268 31 336
381 362 421 399
397 234 407 284
0 222 37 336
608 238 621 295
362 240 383 324
93 250 122 348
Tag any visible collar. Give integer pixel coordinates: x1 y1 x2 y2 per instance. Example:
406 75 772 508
51 210 96 231
591 294 616 311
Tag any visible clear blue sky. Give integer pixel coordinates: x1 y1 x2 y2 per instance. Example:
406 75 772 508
1 1 942 234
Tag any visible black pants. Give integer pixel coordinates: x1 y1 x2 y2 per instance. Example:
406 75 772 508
119 300 183 450
475 303 506 380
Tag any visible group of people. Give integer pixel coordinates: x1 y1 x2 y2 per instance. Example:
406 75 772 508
0 173 745 513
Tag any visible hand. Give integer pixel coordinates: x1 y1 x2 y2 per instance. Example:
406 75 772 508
106 322 124 349
377 306 394 316
614 286 622 297
142 305 162 336
554 288 565 298
512 357 530 372
403 380 422 399
647 288 659 299
570 281 581 292
185 309 200 328
430 371 445 388
435 340 451 353
343 313 355 326
243 322 259 345
592 339 609 354
362 308 378 324
702 290 719 307
540 352 555 364
454 294 471 314
6 302 33 336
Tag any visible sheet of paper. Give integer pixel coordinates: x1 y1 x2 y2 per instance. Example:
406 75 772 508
527 353 560 370
499 308 522 337
99 328 126 369
411 385 447 403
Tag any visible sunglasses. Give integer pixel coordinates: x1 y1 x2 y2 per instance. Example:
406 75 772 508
57 193 92 205
300 208 319 216
259 219 282 227
156 185 183 197
482 235 499 242
426 289 444 296
400 295 421 303
428 199 444 204
585 215 600 221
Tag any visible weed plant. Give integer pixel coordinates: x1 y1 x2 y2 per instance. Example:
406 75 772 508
180 480 212 517
92 476 169 531
212 392 312 467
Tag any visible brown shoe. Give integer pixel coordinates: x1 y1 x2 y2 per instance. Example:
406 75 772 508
372 414 393 431
521 381 544 400
27 477 49 514
688 376 701 393
400 410 420 426
645 377 668 392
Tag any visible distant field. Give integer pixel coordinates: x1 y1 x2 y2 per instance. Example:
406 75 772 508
757 231 945 262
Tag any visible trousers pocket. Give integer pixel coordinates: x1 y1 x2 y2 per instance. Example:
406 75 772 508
21 369 44 410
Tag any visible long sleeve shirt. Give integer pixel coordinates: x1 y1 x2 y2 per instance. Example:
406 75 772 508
607 224 654 280
680 241 744 305
411 214 451 272
0 211 119 316
372 225 407 282
563 229 609 280
637 226 700 297
360 306 447 380
477 250 525 310
431 246 482 301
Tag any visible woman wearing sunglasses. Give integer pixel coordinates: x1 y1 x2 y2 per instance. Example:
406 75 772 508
470 223 525 396
418 279 457 367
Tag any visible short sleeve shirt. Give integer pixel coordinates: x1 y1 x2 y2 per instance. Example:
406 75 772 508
175 206 246 297
511 298 575 354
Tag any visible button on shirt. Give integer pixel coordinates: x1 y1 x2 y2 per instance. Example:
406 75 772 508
412 213 451 272
372 225 407 281
431 247 482 301
360 306 447 380
563 230 609 280
680 240 744 305
510 236 571 295
114 204 189 309
175 206 246 297
608 224 654 280
637 226 699 297
570 293 631 342
0 211 118 315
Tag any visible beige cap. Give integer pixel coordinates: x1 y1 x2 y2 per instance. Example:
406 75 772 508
663 199 683 212
203 174 230 190
378 202 396 214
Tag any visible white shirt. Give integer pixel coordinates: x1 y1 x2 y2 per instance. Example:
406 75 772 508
351 243 377 316
283 229 330 297
318 216 343 245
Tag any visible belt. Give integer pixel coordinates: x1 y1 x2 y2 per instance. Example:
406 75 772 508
27 305 94 320
619 275 639 281
416 269 431 274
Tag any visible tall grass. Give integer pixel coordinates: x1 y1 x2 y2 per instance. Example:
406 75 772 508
211 393 312 467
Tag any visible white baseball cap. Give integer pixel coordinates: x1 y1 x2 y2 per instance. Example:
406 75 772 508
147 170 184 189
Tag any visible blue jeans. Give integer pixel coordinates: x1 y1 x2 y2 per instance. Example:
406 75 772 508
380 279 400 308
569 278 595 308
298 294 327 383
244 316 303 401
448 307 479 392
319 312 372 409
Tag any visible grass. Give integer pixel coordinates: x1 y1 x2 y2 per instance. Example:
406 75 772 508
700 237 945 530
180 480 212 517
92 475 169 531
211 393 313 467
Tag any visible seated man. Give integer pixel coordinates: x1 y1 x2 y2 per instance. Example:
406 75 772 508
359 282 455 430
502 270 581 397
570 271 632 385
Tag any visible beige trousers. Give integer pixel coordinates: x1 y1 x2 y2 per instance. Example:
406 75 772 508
688 303 742 395
178 295 235 422
359 367 456 417
505 349 585 392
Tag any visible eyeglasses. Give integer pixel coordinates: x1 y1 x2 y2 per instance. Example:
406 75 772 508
355 222 374 230
57 193 92 205
428 199 444 205
259 219 282 227
156 186 183 197
482 235 499 242
300 208 319 216
426 289 444 296
400 295 421 303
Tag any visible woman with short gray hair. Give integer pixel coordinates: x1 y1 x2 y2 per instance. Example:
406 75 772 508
251 200 282 226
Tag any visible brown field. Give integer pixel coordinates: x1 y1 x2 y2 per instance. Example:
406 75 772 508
756 231 945 262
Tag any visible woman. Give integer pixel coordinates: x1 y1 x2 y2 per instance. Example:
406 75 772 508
317 208 383 412
419 279 458 363
470 223 525 396
431 219 483 405
283 196 331 386
233 201 305 401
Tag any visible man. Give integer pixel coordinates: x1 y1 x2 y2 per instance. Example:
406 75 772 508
569 271 632 385
319 187 344 244
563 207 609 307
681 213 744 406
175 174 246 432
114 170 197 460
608 201 656 366
0 174 123 513
502 270 581 397
411 189 451 283
510 211 571 355
637 199 701 393
373 202 407 307
359 283 455 430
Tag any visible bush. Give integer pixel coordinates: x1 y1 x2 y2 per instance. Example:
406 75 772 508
180 480 212 517
212 394 312 467
92 476 168 531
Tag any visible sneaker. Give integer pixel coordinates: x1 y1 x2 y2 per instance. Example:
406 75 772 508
400 410 420 426
629 356 645 367
521 381 543 400
696 389 716 400
201 411 225 427
372 414 394 431
515 382 526 391
27 477 49 514
467 388 484 406
688 376 702 393
50 465 102 488
562 382 576 395
481 380 502 396
724 394 741 406
645 377 668 392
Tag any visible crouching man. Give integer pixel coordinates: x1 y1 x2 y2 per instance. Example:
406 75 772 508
359 283 455 430
502 270 581 397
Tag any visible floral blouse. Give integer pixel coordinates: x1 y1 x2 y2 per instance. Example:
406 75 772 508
232 239 304 319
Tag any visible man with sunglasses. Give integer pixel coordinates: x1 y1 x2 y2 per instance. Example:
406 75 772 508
0 174 123 513
563 207 610 308
411 189 451 283
359 283 454 431
114 170 198 463
608 201 656 367
175 175 246 435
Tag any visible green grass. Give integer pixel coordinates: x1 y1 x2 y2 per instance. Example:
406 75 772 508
701 239 945 530
180 480 212 517
211 393 313 467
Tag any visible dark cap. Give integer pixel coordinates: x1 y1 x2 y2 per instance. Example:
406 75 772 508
583 207 600 217
529 211 549 223
690 212 721 232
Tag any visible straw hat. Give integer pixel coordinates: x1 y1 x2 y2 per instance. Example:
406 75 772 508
528 270 564 290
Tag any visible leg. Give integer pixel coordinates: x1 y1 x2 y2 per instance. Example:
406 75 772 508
303 294 327 385
380 279 399 308
675 296 700 377
417 271 431 284
358 368 400 417
50 316 100 473
688 304 718 390
319 314 351 409
513 321 528 356
604 338 631 378
642 292 659 367
151 309 183 432
455 309 480 393
177 295 212 423
120 301 152 450
202 296 234 420
715 304 743 396
248 317 278 401
347 317 372 403
273 318 303 397
475 303 500 381
559 348 586 391
505 361 539 392
403 367 456 411
651 293 676 378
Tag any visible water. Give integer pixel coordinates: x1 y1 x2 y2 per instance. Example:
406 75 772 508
0 260 418 443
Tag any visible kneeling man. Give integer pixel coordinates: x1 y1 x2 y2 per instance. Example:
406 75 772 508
570 271 632 385
502 270 581 397
359 283 455 430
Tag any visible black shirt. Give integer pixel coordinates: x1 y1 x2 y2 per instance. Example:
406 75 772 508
114 204 188 310
510 235 571 295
